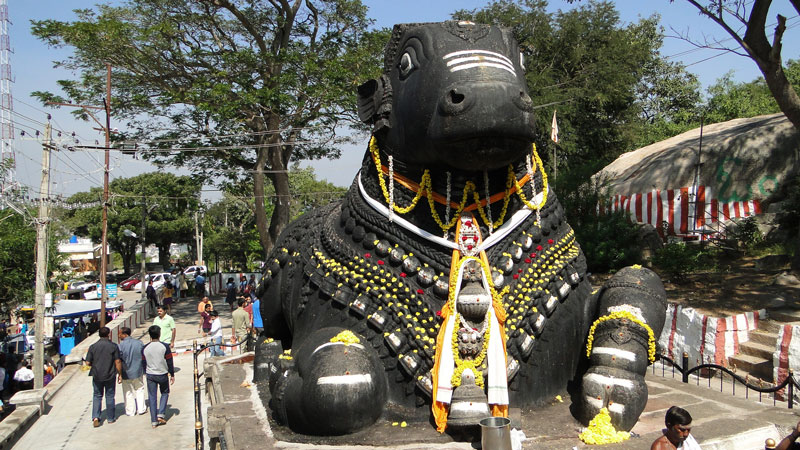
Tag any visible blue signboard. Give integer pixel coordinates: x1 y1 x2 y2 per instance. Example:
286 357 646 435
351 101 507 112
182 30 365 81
96 283 118 298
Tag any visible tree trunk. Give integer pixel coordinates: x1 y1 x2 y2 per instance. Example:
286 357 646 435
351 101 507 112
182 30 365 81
267 143 291 254
253 142 273 258
758 60 800 130
157 243 170 268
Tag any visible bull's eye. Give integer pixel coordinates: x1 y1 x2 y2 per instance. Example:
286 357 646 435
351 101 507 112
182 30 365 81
519 52 525 70
399 52 415 77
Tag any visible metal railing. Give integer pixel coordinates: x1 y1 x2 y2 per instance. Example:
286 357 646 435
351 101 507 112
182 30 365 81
192 333 253 450
654 352 798 408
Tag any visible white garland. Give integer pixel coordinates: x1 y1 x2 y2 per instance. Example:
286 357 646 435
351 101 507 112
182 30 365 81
388 154 394 223
443 171 452 239
484 170 493 234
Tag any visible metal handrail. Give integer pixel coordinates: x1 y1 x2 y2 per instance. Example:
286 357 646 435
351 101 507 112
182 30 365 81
654 352 798 408
192 333 253 450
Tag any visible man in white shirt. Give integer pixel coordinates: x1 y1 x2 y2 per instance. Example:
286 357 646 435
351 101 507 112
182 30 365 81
209 310 224 356
13 363 34 390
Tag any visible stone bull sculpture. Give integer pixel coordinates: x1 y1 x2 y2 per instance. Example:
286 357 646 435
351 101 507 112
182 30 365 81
254 21 667 437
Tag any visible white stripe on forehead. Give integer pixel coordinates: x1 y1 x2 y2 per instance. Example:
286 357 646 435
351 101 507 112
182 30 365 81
443 50 516 76
446 56 515 71
449 61 515 76
443 49 513 65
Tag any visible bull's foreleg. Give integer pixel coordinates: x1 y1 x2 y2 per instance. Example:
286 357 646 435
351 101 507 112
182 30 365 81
578 266 667 431
270 327 388 435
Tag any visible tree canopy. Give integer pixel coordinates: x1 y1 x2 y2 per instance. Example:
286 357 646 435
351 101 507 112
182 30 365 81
62 172 201 271
204 165 346 271
453 0 701 177
677 0 800 129
31 0 387 257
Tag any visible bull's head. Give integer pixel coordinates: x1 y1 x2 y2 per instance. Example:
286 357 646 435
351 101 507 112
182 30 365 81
358 21 535 172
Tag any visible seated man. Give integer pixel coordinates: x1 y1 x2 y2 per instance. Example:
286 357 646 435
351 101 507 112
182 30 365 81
651 406 700 449
774 420 800 450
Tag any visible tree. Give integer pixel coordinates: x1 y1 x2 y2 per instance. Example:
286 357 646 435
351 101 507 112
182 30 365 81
453 1 698 173
31 0 387 258
205 165 346 270
0 211 62 311
676 0 800 130
63 172 201 271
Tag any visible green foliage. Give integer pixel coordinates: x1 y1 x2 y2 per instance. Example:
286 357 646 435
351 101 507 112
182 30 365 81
555 165 641 272
0 210 62 311
731 216 763 251
61 172 201 272
454 1 697 169
204 166 346 270
31 0 388 255
652 242 716 281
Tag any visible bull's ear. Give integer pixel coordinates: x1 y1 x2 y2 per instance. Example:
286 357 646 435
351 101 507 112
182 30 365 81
357 78 383 124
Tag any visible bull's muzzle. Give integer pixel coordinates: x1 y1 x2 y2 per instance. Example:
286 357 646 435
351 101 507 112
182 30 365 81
438 81 533 117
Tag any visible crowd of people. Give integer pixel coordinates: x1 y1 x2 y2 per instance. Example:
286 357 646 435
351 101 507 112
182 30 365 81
84 323 175 428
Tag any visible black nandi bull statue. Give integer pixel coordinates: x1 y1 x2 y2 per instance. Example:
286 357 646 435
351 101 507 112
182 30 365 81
254 21 666 437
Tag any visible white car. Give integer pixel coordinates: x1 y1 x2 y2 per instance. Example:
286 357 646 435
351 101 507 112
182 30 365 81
183 265 207 281
134 272 173 292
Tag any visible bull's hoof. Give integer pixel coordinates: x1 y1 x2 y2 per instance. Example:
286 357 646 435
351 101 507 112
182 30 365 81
272 327 387 435
579 366 647 432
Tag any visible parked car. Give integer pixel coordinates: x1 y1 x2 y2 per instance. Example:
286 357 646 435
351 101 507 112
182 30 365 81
24 328 53 350
183 265 207 281
119 275 141 291
68 280 92 291
134 272 173 292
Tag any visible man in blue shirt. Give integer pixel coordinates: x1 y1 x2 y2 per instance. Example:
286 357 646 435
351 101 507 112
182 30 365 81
252 297 263 336
195 272 206 299
118 327 146 416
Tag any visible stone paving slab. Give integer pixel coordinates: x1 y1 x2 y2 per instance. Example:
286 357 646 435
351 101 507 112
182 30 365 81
206 358 800 450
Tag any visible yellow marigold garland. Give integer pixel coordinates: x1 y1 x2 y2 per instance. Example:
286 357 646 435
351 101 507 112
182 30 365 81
585 311 656 363
368 137 549 233
514 143 548 212
330 330 361 345
578 408 630 445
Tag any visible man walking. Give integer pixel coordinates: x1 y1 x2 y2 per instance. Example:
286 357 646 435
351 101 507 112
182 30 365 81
195 272 206 299
153 306 176 349
85 326 122 427
118 327 146 416
232 298 250 354
208 310 224 357
143 325 175 428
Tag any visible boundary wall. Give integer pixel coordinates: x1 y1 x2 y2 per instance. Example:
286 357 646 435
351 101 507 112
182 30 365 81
659 303 765 367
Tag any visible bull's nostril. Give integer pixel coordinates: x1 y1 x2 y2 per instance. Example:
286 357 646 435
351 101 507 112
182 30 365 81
449 90 465 104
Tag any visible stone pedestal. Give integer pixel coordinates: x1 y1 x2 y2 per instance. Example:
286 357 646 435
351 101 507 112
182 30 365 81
10 389 47 415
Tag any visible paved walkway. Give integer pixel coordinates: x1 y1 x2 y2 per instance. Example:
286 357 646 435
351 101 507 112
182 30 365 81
13 294 236 450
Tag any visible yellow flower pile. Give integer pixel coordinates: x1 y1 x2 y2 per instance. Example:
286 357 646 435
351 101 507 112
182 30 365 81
330 330 361 345
578 408 630 445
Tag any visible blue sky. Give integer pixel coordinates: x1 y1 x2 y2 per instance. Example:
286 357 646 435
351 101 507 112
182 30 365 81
4 0 799 198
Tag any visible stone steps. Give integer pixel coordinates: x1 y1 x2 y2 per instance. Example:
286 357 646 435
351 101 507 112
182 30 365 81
726 311 800 384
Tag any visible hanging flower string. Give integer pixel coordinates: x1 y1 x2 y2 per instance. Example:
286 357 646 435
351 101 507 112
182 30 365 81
369 137 549 233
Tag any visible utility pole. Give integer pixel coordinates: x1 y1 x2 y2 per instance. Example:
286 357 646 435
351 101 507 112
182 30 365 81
140 194 147 304
195 210 201 265
46 63 113 327
99 63 111 327
33 118 54 389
